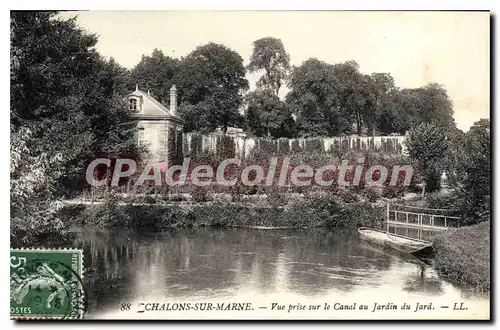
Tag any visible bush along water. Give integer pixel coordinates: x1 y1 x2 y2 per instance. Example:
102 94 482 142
67 193 386 232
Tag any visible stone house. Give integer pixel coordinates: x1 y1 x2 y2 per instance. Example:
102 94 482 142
127 85 184 163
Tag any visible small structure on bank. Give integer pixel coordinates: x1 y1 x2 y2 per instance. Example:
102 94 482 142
127 85 184 163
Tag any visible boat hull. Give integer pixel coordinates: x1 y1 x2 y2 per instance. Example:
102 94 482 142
358 227 434 257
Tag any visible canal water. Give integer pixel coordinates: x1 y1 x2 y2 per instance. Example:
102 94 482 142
74 227 489 320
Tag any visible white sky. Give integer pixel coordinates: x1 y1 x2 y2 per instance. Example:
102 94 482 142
60 11 490 131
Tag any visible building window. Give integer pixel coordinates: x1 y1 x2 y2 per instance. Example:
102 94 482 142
138 126 145 145
129 98 138 111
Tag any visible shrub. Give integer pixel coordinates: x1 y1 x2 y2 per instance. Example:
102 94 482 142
65 194 386 231
344 201 385 228
216 134 236 159
337 189 360 203
382 185 404 199
122 204 178 231
143 196 157 204
364 187 380 203
425 192 459 210
82 196 128 228
170 194 187 202
191 186 209 203
406 123 448 193
11 127 67 245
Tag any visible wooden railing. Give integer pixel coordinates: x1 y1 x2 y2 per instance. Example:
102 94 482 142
386 203 461 231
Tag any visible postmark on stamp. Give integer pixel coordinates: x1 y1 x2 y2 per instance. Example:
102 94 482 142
10 248 85 319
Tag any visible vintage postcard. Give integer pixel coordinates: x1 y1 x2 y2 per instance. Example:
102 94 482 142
10 10 490 320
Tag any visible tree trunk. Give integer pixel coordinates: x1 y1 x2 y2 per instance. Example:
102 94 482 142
356 111 362 135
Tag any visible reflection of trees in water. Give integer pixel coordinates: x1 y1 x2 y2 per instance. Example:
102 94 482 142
152 229 255 296
402 265 443 295
277 229 395 295
75 227 406 311
75 228 283 302
73 230 138 313
357 241 420 268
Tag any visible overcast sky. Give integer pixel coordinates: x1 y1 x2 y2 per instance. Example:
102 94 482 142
60 11 490 131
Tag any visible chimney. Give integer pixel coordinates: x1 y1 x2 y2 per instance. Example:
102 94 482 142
169 85 177 116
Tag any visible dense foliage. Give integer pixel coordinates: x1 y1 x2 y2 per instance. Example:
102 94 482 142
406 123 448 192
10 127 65 244
247 37 290 96
66 194 386 231
129 49 178 102
454 119 491 224
10 13 489 248
131 43 249 133
244 89 296 138
417 119 491 224
10 12 143 242
129 36 457 138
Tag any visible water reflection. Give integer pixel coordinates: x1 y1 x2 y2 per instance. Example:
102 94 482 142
388 225 441 241
402 266 444 295
72 227 488 319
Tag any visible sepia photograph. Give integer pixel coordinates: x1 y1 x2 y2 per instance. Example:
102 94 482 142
9 9 491 320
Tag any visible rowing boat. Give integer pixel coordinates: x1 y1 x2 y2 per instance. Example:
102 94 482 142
358 227 433 258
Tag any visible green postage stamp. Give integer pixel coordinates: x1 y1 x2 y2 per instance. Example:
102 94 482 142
10 248 85 319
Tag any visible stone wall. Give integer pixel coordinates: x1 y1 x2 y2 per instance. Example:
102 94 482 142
138 120 183 162
182 132 408 160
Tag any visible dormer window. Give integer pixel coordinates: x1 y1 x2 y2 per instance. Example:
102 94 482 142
129 98 138 111
128 95 142 113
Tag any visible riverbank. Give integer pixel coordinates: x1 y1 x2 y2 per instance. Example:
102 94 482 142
62 193 386 232
432 221 490 292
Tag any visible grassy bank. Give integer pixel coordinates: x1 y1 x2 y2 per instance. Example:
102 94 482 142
432 221 490 292
61 194 385 232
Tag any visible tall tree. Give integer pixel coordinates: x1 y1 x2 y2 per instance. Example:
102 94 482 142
365 73 396 135
175 43 249 132
106 57 131 96
406 123 449 193
10 12 142 242
416 83 455 130
11 12 141 196
455 119 490 224
286 59 356 137
247 37 290 96
381 84 456 135
330 60 366 135
376 88 412 135
245 89 295 138
129 49 178 102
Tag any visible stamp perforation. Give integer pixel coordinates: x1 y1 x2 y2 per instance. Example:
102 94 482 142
10 247 85 320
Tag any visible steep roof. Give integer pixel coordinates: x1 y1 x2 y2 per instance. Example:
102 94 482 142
127 88 183 123
129 89 169 115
